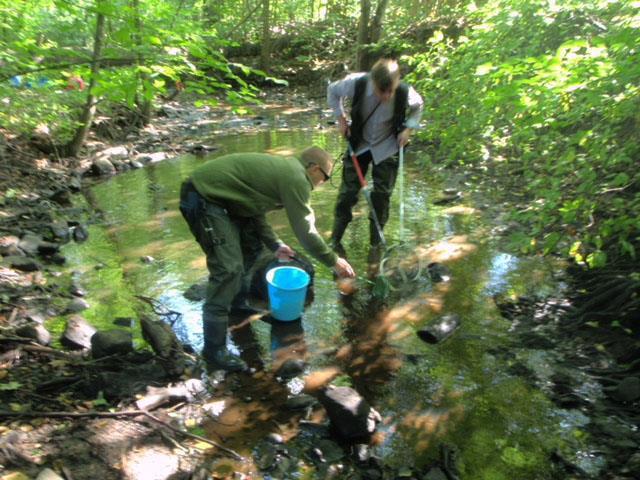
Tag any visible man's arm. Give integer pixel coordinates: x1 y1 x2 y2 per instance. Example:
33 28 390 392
279 182 338 267
398 85 424 147
253 214 283 252
405 85 424 129
327 73 364 137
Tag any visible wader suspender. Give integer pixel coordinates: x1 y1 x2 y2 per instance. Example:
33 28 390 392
350 75 409 150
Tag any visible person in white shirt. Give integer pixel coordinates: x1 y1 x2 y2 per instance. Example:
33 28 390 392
327 58 423 251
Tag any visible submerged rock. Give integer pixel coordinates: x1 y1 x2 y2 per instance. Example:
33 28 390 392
417 314 461 344
610 377 640 403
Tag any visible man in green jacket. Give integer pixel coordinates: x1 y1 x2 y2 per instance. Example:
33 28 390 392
180 146 355 372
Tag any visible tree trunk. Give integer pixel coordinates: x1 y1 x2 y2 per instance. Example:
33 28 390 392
64 2 106 157
132 0 152 125
369 0 389 44
356 0 371 70
259 0 271 70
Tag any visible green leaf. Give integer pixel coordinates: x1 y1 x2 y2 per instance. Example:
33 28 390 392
0 381 21 391
265 76 288 86
92 391 109 407
586 250 607 268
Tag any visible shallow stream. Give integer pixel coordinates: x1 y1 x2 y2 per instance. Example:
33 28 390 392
53 116 609 479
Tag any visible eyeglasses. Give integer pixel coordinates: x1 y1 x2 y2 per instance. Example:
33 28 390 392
318 165 331 182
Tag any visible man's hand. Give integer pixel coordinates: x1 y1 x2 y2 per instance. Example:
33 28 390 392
337 115 350 137
397 128 412 147
275 244 295 261
334 257 355 278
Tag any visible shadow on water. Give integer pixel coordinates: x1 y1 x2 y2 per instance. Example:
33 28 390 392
58 122 606 478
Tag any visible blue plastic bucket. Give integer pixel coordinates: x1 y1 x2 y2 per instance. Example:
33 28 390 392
266 266 310 321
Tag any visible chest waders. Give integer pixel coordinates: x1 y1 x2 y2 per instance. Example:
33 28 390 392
330 76 409 251
347 141 387 249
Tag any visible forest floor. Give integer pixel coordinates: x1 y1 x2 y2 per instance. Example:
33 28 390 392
1 88 639 480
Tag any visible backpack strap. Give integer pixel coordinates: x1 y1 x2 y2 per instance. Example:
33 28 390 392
349 74 370 150
393 82 409 135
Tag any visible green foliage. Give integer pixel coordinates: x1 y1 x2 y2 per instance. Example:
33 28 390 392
408 0 640 265
0 0 267 142
0 381 22 391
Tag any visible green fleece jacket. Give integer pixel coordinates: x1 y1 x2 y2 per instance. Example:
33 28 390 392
191 152 338 267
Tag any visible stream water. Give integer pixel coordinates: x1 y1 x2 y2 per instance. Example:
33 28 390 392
53 119 610 479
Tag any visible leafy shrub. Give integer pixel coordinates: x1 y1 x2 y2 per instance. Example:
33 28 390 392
408 0 640 265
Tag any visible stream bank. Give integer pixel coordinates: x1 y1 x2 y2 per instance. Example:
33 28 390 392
1 91 639 480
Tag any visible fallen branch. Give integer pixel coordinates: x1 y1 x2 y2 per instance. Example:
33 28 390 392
0 336 77 359
0 409 243 460
23 344 78 359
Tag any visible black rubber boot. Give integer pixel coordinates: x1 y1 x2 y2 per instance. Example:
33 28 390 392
204 347 247 372
202 317 247 372
329 218 350 257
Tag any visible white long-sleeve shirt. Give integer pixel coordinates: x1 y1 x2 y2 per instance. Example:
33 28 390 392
327 72 424 164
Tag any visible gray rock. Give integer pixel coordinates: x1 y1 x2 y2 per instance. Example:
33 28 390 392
91 329 133 359
24 310 46 324
137 152 168 164
15 324 51 346
184 281 207 301
4 256 41 272
66 297 90 313
284 394 316 410
72 225 89 243
37 240 60 255
92 157 116 176
267 433 284 444
0 235 20 256
70 283 86 297
18 233 42 255
98 145 129 160
49 189 72 206
68 176 82 192
48 222 71 243
318 386 381 441
36 468 64 480
61 315 96 350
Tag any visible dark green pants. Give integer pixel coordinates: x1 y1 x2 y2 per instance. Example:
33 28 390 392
332 150 399 245
180 180 262 348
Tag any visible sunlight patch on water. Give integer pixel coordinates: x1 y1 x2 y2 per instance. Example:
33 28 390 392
483 252 519 295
